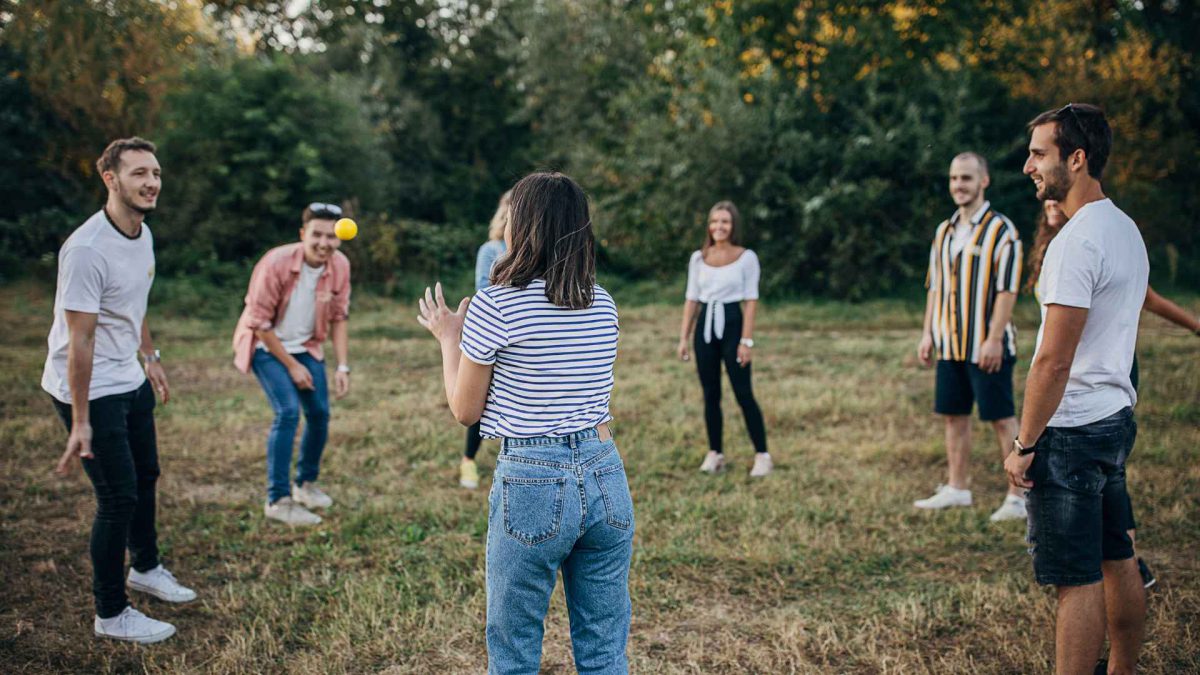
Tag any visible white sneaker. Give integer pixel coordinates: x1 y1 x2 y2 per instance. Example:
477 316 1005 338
127 565 196 603
749 453 774 477
699 451 726 473
94 606 175 644
913 484 973 509
988 494 1028 522
264 497 322 526
292 481 333 509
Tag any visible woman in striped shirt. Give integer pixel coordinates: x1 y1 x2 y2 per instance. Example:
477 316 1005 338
417 172 633 673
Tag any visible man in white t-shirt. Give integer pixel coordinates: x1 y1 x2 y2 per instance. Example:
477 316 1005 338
44 138 196 644
1005 104 1149 675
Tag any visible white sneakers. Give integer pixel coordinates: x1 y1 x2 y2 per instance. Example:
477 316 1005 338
913 484 973 509
988 493 1028 522
699 451 774 476
699 451 726 473
292 481 333 509
127 565 197 603
750 453 774 477
264 496 322 526
94 607 176 644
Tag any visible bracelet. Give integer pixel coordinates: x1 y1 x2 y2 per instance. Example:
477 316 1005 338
336 364 351 373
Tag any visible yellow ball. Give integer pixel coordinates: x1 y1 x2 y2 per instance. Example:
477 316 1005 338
335 217 358 241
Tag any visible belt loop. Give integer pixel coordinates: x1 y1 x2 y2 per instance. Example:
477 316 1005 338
568 433 577 450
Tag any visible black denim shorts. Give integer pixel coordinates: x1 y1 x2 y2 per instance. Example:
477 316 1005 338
1026 407 1137 587
934 358 1016 421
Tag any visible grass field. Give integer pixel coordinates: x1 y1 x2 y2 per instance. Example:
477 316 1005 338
1 281 1197 674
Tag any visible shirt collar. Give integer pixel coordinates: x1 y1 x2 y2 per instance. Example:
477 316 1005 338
950 200 991 227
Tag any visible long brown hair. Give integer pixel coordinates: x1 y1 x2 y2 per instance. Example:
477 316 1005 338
490 172 595 309
1024 207 1058 293
702 200 742 259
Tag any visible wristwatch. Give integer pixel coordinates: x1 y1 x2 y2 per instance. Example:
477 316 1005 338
739 338 755 348
142 349 162 364
1013 437 1035 456
336 364 351 373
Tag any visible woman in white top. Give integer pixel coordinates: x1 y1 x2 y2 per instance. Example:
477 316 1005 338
677 201 771 476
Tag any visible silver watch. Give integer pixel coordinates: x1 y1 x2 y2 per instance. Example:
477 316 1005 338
142 349 162 364
739 338 754 348
336 364 351 373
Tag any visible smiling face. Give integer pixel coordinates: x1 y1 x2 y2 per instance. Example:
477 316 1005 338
1043 199 1068 230
1024 123 1073 202
300 217 341 266
948 155 988 208
708 208 734 244
104 149 161 214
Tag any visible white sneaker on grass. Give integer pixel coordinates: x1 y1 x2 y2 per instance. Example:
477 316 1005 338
127 565 196 603
292 481 333 509
699 451 726 474
265 496 322 526
913 484 972 509
749 453 774 477
94 606 175 644
988 494 1028 522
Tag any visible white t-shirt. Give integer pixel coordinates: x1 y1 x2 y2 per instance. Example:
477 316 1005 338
1035 199 1148 428
42 210 155 403
271 263 324 354
685 249 760 343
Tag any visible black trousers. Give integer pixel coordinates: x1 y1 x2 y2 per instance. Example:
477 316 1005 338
52 380 160 618
694 302 768 454
465 421 483 459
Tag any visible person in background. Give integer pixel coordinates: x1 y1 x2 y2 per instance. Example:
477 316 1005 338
460 190 511 490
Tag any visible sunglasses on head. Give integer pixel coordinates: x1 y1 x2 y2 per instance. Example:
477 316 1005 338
307 202 343 219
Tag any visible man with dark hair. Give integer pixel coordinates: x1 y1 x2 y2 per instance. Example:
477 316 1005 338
916 151 1025 522
44 137 195 644
1006 104 1148 674
233 202 353 526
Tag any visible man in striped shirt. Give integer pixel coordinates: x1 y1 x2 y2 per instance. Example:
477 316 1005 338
916 152 1025 521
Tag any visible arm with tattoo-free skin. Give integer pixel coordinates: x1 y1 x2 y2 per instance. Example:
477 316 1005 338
140 318 170 404
330 319 350 399
1004 304 1089 488
677 300 699 361
1143 286 1200 334
418 283 493 426
917 288 937 367
737 299 757 366
56 310 98 476
978 291 1017 374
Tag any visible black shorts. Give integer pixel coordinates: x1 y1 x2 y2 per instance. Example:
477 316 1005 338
1026 407 1138 587
934 358 1015 421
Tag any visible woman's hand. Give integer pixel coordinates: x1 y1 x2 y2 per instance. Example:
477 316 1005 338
677 338 690 361
417 282 470 343
736 343 753 366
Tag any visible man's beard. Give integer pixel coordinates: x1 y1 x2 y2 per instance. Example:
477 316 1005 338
1038 162 1071 202
118 182 156 215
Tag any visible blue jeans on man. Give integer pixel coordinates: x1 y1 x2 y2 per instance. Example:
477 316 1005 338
251 350 330 503
486 429 634 674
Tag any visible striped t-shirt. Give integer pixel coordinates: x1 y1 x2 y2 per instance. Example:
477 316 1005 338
925 200 1023 364
459 279 618 438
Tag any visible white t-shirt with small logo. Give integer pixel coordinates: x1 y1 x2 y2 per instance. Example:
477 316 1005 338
1035 199 1148 428
42 210 155 403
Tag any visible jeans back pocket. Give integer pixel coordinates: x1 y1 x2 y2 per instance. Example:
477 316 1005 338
503 476 567 547
594 464 634 530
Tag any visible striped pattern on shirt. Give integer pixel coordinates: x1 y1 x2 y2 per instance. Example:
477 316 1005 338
925 201 1023 363
460 279 618 439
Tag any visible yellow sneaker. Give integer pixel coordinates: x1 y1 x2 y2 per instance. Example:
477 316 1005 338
459 458 480 489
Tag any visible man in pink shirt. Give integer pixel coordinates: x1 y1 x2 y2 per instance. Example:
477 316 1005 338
233 203 352 526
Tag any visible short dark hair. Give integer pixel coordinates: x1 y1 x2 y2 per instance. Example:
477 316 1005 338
1027 103 1112 180
302 202 344 224
96 137 156 175
490 172 595 310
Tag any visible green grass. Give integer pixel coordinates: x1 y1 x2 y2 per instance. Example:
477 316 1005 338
1 280 1197 673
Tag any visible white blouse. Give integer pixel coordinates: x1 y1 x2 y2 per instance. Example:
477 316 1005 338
685 249 760 343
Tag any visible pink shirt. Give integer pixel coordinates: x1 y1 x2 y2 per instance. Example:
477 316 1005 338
232 243 351 373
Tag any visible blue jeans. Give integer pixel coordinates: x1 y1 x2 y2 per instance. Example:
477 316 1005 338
252 350 330 503
486 429 634 674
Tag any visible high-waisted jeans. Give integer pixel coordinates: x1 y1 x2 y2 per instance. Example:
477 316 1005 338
486 428 635 674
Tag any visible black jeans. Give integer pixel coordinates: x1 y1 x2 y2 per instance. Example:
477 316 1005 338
694 302 767 454
52 380 160 618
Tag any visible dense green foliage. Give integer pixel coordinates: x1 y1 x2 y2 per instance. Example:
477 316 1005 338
2 0 1197 295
